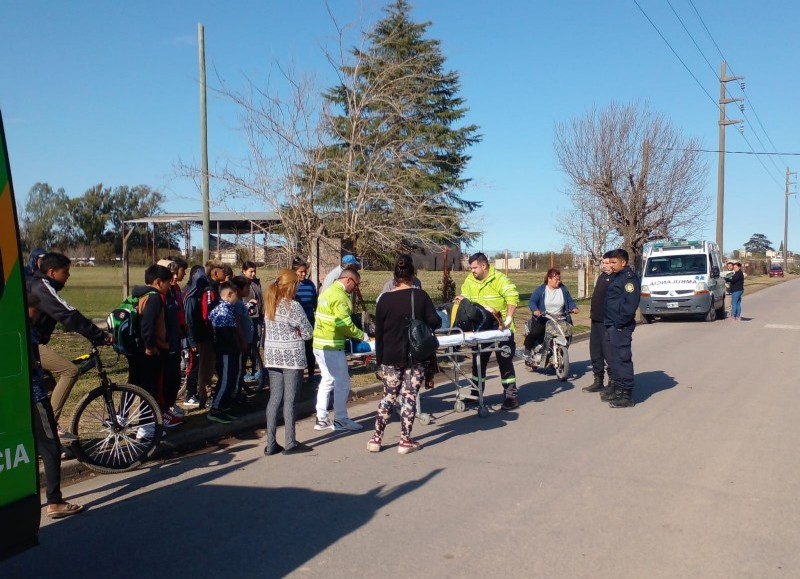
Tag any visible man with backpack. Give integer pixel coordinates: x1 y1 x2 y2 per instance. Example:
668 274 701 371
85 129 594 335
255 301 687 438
28 252 112 440
459 252 520 410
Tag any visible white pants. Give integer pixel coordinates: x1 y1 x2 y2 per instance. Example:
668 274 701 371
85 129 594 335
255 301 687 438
314 348 351 421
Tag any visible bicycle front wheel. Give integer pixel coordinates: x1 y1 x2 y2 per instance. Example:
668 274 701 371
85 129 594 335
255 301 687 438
70 383 163 474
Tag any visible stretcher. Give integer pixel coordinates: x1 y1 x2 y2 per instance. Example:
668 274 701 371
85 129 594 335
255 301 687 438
346 328 513 421
427 327 513 420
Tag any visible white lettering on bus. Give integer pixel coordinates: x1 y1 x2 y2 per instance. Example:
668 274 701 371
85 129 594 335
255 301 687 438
0 444 31 472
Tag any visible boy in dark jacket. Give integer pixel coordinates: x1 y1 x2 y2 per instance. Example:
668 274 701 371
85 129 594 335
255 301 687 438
27 252 111 439
28 293 83 519
207 282 240 423
128 265 173 429
157 258 186 427
183 261 224 407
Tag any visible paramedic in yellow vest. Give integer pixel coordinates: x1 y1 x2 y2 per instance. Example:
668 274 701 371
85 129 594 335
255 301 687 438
458 252 520 410
312 268 365 432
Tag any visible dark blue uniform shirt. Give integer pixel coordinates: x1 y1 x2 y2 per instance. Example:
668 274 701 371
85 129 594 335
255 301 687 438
603 266 641 329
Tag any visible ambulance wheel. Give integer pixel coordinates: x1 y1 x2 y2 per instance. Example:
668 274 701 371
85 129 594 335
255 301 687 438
642 314 655 324
703 299 717 322
715 296 726 320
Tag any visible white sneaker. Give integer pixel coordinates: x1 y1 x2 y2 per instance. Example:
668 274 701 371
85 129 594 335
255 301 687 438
136 423 155 441
170 405 186 418
333 417 363 431
314 417 333 431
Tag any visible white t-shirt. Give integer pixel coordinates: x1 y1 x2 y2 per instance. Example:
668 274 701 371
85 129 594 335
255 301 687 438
544 286 565 317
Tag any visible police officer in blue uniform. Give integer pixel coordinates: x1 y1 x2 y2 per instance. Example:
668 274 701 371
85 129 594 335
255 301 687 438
600 248 641 408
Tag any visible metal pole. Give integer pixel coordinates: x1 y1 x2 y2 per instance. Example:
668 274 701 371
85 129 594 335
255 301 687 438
199 23 210 264
716 62 726 256
717 61 744 257
785 168 796 268
785 168 790 269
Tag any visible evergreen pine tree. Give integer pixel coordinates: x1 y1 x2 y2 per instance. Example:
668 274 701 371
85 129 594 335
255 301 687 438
307 0 481 257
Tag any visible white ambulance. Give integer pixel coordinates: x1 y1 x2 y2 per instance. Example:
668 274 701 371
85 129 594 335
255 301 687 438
639 240 726 323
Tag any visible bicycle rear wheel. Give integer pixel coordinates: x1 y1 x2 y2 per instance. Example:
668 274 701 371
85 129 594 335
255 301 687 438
70 383 163 474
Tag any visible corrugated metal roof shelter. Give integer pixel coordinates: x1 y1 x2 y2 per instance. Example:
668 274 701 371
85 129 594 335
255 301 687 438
121 211 282 295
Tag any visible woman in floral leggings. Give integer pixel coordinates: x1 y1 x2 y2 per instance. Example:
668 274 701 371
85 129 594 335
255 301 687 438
367 255 440 454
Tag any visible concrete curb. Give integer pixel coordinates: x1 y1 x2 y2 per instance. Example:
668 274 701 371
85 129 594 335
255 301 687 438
53 330 591 484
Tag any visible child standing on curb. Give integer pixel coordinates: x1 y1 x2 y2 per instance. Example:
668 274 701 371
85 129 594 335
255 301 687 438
128 265 174 434
207 282 241 423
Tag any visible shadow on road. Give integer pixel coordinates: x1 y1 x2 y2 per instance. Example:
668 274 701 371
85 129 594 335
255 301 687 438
634 370 678 403
6 459 444 578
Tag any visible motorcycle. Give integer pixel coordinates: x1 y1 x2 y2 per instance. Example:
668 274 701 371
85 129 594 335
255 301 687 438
522 312 572 381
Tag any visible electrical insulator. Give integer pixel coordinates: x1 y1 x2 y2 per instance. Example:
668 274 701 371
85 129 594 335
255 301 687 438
739 104 745 113
740 81 745 90
738 124 744 134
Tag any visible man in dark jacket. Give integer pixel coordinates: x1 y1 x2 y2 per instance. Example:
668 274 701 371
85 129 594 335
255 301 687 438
601 248 641 408
28 252 111 438
583 252 614 394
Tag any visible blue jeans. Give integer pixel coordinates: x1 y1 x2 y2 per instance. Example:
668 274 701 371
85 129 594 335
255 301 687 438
731 291 743 319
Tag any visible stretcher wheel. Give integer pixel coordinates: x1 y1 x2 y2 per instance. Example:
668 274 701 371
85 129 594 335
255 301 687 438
478 406 489 418
418 413 432 425
454 400 466 413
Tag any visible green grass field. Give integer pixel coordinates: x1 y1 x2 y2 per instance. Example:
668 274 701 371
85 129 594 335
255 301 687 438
60 265 581 320
48 264 785 430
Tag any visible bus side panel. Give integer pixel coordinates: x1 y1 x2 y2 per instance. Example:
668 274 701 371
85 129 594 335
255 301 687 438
0 111 41 560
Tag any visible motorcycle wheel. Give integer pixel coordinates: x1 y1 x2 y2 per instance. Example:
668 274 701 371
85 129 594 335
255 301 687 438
554 345 570 381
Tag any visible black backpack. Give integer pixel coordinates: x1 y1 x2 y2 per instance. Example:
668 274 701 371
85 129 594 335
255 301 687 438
408 290 438 361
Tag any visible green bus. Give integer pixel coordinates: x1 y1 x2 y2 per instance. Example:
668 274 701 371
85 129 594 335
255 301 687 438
0 111 41 559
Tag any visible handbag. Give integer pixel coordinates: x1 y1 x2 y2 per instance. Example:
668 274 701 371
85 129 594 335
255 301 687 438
407 290 439 362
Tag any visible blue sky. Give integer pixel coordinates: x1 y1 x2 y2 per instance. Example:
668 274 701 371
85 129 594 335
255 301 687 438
2 0 799 256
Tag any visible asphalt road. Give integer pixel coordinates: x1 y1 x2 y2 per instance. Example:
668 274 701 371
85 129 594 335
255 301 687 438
5 280 800 578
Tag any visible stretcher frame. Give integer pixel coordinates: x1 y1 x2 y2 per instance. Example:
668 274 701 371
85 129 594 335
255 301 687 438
415 327 513 422
347 328 513 422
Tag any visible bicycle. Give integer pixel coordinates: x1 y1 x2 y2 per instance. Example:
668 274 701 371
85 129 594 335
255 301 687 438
56 345 164 474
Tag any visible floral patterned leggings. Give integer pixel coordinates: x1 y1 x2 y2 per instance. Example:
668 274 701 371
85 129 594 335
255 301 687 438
373 363 425 441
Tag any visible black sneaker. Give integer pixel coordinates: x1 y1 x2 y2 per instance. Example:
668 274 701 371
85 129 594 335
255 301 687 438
501 397 520 410
264 443 284 456
282 442 313 455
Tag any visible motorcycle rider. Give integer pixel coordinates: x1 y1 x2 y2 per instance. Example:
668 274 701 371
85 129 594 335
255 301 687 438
523 268 578 367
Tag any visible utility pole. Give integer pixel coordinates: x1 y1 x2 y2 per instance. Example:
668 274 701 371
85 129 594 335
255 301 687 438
717 61 743 257
784 167 796 269
199 23 210 264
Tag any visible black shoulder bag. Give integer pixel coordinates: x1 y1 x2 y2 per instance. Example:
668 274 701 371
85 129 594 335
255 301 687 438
407 289 439 362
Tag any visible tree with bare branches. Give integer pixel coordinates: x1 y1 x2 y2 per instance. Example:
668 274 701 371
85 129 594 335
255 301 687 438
554 195 620 267
554 101 709 266
191 1 480 265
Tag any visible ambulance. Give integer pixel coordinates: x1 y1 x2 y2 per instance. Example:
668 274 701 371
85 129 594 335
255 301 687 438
639 240 727 323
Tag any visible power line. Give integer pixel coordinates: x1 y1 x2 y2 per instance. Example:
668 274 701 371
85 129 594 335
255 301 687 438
668 148 800 156
666 0 718 80
632 0 718 109
687 0 788 174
